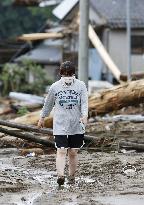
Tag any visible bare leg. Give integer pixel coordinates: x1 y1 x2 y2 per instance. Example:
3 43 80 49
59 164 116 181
56 148 67 176
68 148 78 176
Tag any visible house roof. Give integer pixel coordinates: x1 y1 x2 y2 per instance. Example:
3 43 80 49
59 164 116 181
53 0 144 29
90 0 144 29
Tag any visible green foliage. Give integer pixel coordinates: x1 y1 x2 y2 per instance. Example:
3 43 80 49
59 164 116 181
17 106 29 116
1 0 12 6
0 4 55 39
0 60 53 96
28 6 55 19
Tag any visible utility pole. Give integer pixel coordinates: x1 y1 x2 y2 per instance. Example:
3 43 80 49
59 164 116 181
78 0 89 88
126 0 131 81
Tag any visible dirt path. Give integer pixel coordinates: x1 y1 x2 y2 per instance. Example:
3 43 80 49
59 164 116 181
0 149 144 205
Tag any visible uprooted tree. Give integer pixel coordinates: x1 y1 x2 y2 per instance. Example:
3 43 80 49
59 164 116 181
89 79 144 117
7 79 144 128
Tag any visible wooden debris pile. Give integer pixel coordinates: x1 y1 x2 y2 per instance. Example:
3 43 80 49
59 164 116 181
0 79 144 152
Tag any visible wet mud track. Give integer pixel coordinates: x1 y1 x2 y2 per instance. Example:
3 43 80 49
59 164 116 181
0 149 144 205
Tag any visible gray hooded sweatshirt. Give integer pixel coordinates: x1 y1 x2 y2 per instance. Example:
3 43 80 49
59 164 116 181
40 78 88 135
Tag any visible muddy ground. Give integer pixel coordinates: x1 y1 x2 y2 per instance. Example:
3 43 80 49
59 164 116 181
0 147 144 205
0 103 144 204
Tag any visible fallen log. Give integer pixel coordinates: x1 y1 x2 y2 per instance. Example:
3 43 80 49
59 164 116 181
102 115 144 122
9 92 44 105
11 110 53 128
84 134 99 141
10 103 41 112
9 80 144 126
0 148 19 155
0 126 55 147
0 120 53 135
119 141 144 151
2 119 144 146
0 107 13 116
11 110 41 125
0 120 99 143
120 72 144 81
2 118 144 144
89 79 144 116
20 148 44 156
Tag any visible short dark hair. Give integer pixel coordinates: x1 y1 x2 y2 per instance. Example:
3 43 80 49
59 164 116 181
60 61 75 76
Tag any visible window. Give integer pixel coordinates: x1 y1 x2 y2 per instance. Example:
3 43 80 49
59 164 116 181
131 35 144 54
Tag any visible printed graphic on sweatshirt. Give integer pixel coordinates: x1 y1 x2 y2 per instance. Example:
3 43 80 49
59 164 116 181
55 89 80 109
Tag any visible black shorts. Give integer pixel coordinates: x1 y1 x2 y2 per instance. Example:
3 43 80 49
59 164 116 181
54 134 85 149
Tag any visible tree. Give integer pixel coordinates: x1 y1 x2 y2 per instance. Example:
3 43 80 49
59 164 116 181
0 3 55 39
0 60 53 95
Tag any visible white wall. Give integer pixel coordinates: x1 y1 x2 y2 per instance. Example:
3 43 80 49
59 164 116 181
131 55 144 72
89 48 103 80
108 30 144 74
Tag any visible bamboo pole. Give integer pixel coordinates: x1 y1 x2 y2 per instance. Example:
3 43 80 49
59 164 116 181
88 24 122 83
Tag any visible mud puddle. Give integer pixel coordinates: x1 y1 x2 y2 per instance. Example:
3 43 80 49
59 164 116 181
0 149 144 205
95 194 144 205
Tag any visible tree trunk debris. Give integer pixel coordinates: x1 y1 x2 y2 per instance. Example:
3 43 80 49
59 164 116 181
11 110 53 128
0 120 99 147
0 126 55 147
89 79 144 116
0 119 53 134
119 140 144 151
2 80 144 129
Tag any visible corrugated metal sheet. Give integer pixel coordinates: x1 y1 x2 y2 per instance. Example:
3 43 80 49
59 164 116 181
52 0 79 20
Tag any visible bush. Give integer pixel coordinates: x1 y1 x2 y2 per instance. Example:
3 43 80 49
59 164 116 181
17 106 29 116
0 60 53 96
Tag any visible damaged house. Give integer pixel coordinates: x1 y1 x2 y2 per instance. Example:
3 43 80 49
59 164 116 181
15 0 144 83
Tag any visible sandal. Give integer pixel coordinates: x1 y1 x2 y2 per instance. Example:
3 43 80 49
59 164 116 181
67 175 75 184
57 176 65 186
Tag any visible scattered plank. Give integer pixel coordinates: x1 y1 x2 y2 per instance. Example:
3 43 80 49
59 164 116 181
18 32 64 41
